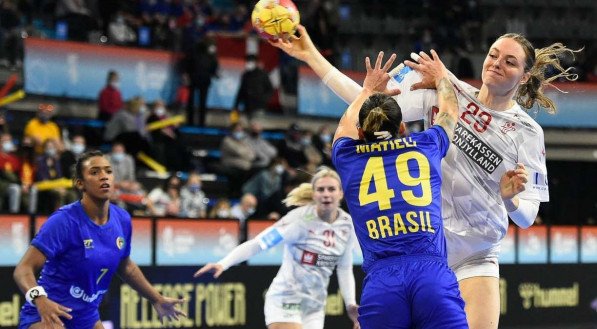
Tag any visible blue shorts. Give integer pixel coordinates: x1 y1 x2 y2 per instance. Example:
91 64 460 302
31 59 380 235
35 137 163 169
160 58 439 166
19 306 100 329
358 255 468 329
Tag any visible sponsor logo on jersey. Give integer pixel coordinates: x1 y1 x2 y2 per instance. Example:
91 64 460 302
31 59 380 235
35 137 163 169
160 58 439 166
300 250 339 267
83 239 94 249
70 285 108 303
453 123 503 173
501 121 517 134
532 172 548 192
116 237 126 250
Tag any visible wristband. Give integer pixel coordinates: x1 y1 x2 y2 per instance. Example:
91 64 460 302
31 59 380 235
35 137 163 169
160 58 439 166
26 286 48 306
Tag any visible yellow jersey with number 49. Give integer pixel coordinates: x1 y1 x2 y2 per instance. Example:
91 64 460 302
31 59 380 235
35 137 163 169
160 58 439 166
332 126 451 272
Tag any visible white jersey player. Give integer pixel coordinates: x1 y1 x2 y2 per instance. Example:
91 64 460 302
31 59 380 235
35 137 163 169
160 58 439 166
390 66 550 272
194 167 360 329
269 26 579 329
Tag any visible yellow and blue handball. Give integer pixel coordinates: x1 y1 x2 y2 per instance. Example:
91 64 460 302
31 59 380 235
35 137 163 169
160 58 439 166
251 0 300 40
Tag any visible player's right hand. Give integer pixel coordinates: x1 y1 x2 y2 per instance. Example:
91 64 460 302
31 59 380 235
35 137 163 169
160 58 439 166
193 263 224 279
35 297 73 328
268 25 316 63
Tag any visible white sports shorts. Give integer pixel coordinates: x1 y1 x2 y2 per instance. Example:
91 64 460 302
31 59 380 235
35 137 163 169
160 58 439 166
264 293 325 329
445 229 501 281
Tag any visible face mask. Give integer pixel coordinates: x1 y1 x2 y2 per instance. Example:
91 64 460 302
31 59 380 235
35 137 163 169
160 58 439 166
245 61 256 70
208 45 217 54
320 134 331 143
110 81 120 89
139 105 148 114
232 131 245 140
301 137 311 146
246 207 255 215
189 184 201 193
71 143 85 155
274 164 284 175
39 114 50 123
2 141 14 153
155 107 166 116
116 16 124 24
195 17 205 27
45 147 57 157
112 152 125 162
217 209 230 218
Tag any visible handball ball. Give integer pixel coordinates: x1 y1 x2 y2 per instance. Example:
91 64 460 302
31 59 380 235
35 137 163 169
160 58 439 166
251 0 300 40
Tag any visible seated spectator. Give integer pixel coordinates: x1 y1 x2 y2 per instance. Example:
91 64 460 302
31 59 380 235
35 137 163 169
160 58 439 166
218 122 255 197
146 175 182 217
55 0 98 42
242 157 286 218
295 129 323 183
60 134 87 179
35 139 74 213
279 123 307 168
312 124 333 166
97 70 123 121
24 103 63 155
146 100 185 171
0 133 21 213
16 136 37 213
208 198 232 219
230 192 257 236
180 172 207 218
107 142 146 211
108 11 136 46
104 96 151 157
246 121 277 171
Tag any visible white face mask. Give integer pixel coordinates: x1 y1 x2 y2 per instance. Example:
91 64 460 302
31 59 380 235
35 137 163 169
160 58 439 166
110 81 120 89
155 107 166 116
71 143 85 155
208 45 216 54
217 209 230 218
246 207 255 215
274 164 284 175
2 140 14 153
245 61 256 70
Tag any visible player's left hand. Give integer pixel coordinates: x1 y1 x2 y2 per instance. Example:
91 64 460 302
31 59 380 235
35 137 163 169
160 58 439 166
346 304 360 329
153 296 187 323
500 163 528 200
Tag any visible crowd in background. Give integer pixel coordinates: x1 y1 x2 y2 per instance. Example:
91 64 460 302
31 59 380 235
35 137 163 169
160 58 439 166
0 0 596 227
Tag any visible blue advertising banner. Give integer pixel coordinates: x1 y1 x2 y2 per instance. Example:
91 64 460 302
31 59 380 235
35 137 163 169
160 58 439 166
155 219 239 265
518 226 548 264
499 226 517 264
550 226 579 263
24 38 178 102
0 215 29 266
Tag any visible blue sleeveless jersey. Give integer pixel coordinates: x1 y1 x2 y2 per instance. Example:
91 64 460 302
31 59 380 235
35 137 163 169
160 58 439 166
20 201 132 328
332 126 450 272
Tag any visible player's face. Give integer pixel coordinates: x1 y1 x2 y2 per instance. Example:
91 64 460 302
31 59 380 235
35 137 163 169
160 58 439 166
79 156 114 200
313 176 343 211
481 37 530 95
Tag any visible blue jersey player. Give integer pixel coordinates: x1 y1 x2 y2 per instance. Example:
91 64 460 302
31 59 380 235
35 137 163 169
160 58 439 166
13 151 187 329
331 51 467 328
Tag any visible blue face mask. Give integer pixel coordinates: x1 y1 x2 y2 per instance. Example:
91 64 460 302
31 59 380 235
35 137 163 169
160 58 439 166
2 141 14 153
72 143 85 155
189 184 201 193
320 134 331 144
232 131 245 140
112 152 125 162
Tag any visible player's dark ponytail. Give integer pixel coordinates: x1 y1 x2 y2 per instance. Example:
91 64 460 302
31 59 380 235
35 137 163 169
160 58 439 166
359 93 402 141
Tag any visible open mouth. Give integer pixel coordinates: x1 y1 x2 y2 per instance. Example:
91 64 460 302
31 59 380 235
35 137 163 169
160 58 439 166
100 183 110 189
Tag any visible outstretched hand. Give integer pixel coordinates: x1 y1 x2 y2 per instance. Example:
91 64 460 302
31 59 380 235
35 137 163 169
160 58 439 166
268 25 316 63
500 163 528 200
363 51 399 96
35 297 73 328
153 297 187 323
347 304 360 329
193 263 224 279
404 50 448 91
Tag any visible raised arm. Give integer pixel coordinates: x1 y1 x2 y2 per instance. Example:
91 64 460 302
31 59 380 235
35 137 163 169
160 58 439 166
404 50 458 139
333 52 397 142
270 25 400 105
